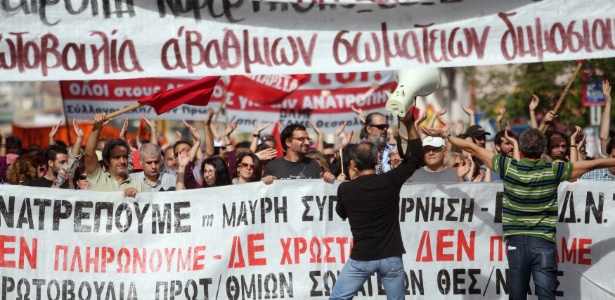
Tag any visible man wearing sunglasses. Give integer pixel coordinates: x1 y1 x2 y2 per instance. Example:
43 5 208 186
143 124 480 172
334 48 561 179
408 136 464 183
364 112 394 174
264 124 335 182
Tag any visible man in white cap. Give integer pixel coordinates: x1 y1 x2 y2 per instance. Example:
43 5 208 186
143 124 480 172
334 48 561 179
408 136 465 182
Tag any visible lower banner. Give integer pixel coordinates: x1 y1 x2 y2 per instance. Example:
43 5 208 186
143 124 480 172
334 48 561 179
0 180 613 299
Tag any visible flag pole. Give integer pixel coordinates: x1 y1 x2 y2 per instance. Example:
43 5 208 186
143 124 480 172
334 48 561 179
541 61 584 134
89 103 144 124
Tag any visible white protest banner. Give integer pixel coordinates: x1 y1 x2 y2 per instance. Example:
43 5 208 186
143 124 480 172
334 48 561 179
226 71 396 133
2 0 614 81
60 79 226 121
1 180 614 299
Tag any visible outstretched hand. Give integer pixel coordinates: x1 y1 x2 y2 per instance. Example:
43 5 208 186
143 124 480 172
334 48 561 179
529 95 539 111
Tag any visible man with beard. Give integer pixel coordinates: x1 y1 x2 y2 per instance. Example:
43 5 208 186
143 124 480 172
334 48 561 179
494 130 519 158
546 131 569 162
130 143 177 192
364 112 394 174
85 113 144 197
264 124 334 182
27 144 69 188
331 109 423 299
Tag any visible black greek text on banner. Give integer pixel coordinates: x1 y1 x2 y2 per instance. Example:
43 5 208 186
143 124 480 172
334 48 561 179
0 181 612 299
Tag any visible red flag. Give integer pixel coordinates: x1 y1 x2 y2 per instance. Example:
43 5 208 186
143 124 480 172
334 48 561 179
271 121 284 158
138 76 220 115
227 74 309 105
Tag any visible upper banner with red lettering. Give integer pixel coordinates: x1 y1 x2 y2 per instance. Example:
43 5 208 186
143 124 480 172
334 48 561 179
1 0 613 81
0 181 614 299
61 72 396 133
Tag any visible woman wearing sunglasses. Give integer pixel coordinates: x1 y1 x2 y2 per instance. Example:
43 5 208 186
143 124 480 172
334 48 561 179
233 152 262 184
72 165 89 190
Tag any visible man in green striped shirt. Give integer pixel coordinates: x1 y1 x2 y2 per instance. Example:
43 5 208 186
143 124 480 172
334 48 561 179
421 127 615 300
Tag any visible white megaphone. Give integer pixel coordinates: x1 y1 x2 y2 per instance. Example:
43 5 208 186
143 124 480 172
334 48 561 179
386 68 441 117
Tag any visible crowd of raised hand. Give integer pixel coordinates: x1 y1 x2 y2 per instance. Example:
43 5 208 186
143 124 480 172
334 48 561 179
1 79 613 197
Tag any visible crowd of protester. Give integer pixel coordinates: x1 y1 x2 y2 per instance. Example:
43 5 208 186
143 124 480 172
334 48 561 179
1 80 614 197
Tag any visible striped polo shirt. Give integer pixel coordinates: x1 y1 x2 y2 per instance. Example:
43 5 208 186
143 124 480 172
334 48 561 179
491 155 573 243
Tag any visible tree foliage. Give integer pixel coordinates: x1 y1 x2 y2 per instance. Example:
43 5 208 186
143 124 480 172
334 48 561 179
472 59 615 136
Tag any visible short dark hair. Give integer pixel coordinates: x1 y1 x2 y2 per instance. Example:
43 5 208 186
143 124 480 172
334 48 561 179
102 139 130 163
494 130 518 146
519 128 547 159
350 141 378 172
280 124 307 151
201 156 231 187
6 136 22 149
235 151 262 182
43 144 68 164
173 140 193 156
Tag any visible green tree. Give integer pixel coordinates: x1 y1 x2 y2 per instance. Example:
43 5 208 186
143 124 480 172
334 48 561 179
472 58 615 136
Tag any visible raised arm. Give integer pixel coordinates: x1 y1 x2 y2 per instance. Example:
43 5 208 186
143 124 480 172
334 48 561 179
203 108 215 157
85 113 112 175
49 120 62 145
504 130 521 161
142 113 158 146
350 104 366 125
183 120 202 164
496 108 506 132
119 119 129 141
529 95 539 129
571 157 615 179
224 120 238 153
250 121 271 152
569 126 582 162
461 104 476 126
308 119 324 152
175 151 190 190
428 107 447 129
599 80 611 156
422 126 495 170
70 119 84 157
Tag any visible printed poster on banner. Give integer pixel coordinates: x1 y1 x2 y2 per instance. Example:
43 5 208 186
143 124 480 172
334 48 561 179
225 71 397 134
2 1 613 81
1 181 614 299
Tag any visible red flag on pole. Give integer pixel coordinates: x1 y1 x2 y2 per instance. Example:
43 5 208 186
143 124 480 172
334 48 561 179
271 121 284 158
138 76 220 115
227 74 309 105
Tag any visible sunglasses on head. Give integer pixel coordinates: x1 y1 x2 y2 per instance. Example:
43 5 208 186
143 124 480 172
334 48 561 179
369 124 389 130
240 162 255 170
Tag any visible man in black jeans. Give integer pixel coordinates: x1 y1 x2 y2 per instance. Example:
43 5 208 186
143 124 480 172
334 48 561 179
332 110 423 300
